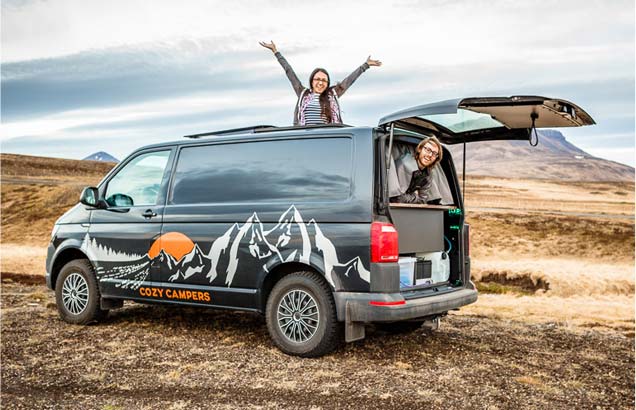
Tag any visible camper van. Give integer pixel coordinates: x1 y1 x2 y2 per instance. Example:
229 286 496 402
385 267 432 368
45 96 595 357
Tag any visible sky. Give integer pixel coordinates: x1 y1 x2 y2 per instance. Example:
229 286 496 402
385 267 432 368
1 0 634 166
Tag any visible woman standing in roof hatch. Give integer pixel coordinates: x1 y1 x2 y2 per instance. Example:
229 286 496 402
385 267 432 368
259 40 381 126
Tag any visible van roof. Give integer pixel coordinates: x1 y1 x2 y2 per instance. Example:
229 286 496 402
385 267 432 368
183 124 352 138
133 124 377 153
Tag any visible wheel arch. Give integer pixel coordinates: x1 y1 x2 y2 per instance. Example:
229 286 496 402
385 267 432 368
258 261 331 313
50 246 90 290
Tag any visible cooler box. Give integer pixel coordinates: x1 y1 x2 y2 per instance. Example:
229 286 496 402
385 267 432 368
399 252 450 288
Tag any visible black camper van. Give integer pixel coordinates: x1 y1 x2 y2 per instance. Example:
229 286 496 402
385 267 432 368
45 96 595 357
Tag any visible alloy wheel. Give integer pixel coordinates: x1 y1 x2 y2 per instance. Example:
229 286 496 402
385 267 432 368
61 272 89 315
277 289 320 343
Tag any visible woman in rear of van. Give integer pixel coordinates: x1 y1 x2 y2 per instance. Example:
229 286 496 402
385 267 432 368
259 40 381 125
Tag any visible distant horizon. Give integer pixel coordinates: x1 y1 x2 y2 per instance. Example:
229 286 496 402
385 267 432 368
2 0 634 166
2 127 634 171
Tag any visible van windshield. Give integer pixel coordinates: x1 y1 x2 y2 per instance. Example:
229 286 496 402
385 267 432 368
419 109 505 133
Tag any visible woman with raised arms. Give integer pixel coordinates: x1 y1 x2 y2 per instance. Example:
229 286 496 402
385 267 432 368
259 40 381 126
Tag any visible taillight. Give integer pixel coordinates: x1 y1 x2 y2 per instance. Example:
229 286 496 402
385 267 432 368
371 221 398 263
369 300 405 306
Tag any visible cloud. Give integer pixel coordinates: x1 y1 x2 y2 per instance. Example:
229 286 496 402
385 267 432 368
1 0 634 166
1 40 292 121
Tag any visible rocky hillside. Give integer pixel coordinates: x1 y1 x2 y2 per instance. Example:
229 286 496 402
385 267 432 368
449 130 634 182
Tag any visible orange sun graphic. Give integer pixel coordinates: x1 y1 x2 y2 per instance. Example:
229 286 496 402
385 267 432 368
148 232 195 261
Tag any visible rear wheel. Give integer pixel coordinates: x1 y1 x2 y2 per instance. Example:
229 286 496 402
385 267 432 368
55 259 107 324
266 271 340 357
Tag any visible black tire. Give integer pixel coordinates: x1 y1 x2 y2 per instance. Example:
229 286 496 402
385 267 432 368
266 271 340 357
55 259 107 324
375 320 425 334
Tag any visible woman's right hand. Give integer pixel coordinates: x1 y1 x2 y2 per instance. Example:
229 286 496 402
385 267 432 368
259 40 277 54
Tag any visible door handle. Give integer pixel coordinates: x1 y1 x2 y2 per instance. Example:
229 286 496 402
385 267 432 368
142 209 158 219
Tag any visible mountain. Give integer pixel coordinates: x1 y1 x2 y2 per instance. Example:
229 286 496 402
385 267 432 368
448 130 634 182
265 205 312 264
172 244 211 281
153 249 177 271
199 206 371 290
83 151 119 163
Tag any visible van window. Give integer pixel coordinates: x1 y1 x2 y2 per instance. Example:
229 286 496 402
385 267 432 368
105 150 171 206
170 137 352 205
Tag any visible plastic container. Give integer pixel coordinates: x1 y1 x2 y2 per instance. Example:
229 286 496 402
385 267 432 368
416 251 450 283
398 257 417 288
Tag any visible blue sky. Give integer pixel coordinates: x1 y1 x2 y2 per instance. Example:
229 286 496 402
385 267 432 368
2 0 634 166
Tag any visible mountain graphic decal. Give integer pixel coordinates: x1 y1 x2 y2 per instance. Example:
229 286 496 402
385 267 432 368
84 205 370 290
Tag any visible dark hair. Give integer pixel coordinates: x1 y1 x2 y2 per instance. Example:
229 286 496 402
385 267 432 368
309 68 333 123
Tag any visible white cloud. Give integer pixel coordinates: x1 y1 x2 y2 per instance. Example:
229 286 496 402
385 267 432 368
3 0 634 70
1 88 292 140
1 0 633 165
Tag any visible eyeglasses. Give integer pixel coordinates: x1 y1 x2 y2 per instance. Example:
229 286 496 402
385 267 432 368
313 78 328 83
421 145 439 159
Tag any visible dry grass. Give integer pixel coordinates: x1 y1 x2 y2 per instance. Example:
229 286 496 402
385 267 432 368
1 154 114 245
1 183 86 246
1 153 114 180
463 176 635 215
467 212 634 262
472 258 634 297
466 255 634 334
463 179 634 334
458 294 634 335
0 244 47 275
1 154 634 336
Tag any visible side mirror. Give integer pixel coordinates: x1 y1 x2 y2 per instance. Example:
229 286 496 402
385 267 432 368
106 193 134 207
80 187 107 209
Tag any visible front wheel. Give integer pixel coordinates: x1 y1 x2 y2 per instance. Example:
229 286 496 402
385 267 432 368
55 259 107 324
266 271 340 357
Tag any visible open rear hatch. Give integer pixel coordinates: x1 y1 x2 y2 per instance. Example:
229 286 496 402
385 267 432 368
377 96 595 290
378 95 595 144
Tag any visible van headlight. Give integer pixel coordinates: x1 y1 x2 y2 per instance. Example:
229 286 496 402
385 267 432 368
50 225 60 241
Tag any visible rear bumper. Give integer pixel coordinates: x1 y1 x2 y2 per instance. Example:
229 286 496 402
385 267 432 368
334 287 478 323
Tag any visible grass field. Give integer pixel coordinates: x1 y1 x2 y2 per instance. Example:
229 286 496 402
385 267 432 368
461 176 634 335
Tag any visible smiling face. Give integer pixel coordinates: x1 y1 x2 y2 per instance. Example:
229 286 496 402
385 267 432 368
417 141 440 168
311 70 329 94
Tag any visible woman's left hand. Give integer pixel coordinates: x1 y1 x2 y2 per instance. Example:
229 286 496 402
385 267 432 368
366 56 382 67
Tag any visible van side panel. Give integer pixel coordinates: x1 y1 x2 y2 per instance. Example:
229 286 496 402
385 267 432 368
156 133 374 309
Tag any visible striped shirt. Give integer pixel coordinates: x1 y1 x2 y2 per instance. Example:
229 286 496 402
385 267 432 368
303 93 327 125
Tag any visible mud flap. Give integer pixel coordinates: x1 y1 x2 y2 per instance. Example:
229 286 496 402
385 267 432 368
345 301 365 342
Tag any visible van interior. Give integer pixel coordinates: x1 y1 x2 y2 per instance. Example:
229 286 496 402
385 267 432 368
375 131 466 292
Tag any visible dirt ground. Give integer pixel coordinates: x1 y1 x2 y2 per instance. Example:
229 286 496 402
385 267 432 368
1 281 633 410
